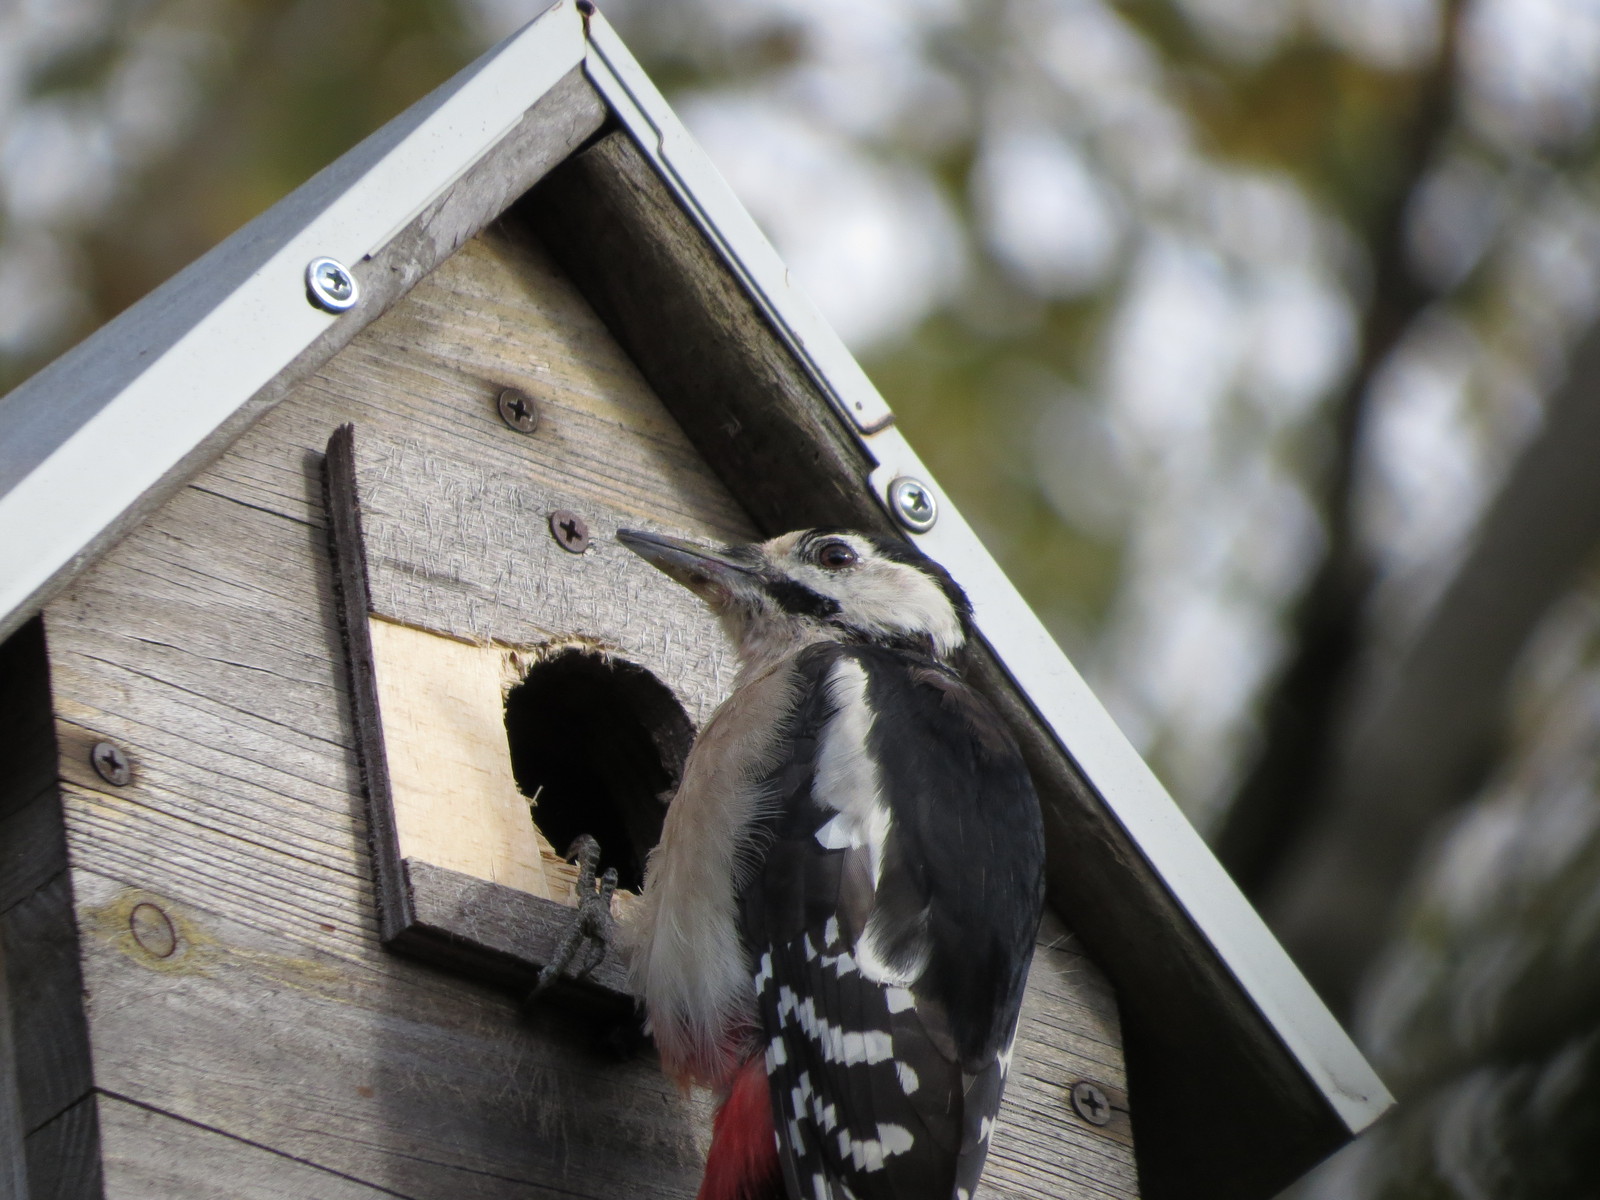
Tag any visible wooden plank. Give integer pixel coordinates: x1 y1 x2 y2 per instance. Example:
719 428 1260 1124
67 866 708 1199
401 859 631 1000
0 620 98 1199
97 1092 426 1200
38 219 748 1199
323 423 411 946
367 611 568 900
978 914 1136 1200
3 873 95 1136
24 1094 102 1200
0 922 27 1200
525 132 886 537
331 422 743 722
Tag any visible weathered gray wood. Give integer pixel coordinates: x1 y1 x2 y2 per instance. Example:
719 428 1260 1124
97 1093 409 1200
38 223 747 1200
0 63 606 646
0 928 26 1200
39 218 1139 1199
3 873 95 1136
0 619 98 1198
24 1095 102 1200
401 859 631 1001
66 865 707 1200
333 423 741 724
527 132 887 537
0 788 69 916
323 425 412 946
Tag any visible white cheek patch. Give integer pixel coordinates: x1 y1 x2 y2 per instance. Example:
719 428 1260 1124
795 553 965 658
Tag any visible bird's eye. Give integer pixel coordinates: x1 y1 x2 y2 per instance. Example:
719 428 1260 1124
816 541 858 570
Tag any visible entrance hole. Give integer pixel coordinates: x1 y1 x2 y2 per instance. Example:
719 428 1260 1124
504 647 694 893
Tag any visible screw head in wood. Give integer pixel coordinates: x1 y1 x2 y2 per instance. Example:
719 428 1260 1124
549 510 590 554
497 387 540 434
888 476 937 533
1070 1080 1113 1126
90 741 132 786
305 256 359 312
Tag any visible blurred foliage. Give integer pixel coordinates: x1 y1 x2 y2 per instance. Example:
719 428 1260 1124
9 1 1600 1197
1314 561 1600 1199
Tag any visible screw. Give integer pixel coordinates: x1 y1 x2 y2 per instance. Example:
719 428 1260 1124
888 476 938 533
549 510 590 554
91 741 132 786
1070 1080 1113 1127
497 387 540 434
305 256 359 313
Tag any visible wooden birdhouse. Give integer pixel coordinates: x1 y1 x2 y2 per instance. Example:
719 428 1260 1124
0 5 1391 1198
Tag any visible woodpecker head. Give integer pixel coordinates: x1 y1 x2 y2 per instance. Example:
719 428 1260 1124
617 527 973 671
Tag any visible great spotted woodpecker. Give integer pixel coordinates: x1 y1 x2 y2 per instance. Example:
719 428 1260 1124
617 527 1046 1200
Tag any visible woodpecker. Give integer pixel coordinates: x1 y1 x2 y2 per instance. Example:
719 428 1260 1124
617 526 1046 1200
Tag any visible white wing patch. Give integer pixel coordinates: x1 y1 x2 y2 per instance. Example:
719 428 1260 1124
776 985 895 1066
836 1123 916 1172
813 659 893 886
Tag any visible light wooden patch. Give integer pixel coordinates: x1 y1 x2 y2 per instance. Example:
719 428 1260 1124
367 617 553 899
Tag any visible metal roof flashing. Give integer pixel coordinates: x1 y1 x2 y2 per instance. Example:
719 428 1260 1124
0 3 1391 1195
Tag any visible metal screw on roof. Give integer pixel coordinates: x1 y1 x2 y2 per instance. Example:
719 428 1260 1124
498 387 540 434
549 510 590 554
1070 1081 1112 1127
888 476 938 533
305 257 360 313
91 741 133 787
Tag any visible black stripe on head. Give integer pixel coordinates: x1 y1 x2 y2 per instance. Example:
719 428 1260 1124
766 578 843 619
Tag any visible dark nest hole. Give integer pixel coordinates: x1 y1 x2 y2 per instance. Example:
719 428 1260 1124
504 647 693 893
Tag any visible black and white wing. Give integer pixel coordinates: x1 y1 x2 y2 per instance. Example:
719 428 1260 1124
742 642 1046 1200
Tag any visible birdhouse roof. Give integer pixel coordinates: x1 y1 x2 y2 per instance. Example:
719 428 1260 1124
0 4 1389 1195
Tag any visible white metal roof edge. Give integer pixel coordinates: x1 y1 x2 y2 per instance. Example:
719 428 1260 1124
0 0 589 642
581 9 1392 1133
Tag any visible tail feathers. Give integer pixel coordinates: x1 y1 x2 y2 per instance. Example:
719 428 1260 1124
699 1055 785 1200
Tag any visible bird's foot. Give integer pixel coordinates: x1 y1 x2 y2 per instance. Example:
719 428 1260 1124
528 834 617 1001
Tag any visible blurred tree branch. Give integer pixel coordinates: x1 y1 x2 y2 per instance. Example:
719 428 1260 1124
1263 317 1600 1014
1211 1 1464 1008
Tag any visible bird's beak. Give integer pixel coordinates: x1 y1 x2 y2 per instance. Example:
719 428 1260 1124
616 529 758 609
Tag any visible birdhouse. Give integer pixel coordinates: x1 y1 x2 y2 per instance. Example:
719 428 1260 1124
0 5 1390 1198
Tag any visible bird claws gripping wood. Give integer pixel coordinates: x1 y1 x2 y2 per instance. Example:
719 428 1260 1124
529 834 618 1000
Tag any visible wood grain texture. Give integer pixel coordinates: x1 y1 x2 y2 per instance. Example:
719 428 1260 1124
0 917 27 1200
25 1095 102 1200
526 131 887 538
401 859 631 1001
96 1093 408 1200
0 619 99 1199
40 219 746 1200
329 400 744 724
40 208 1136 1197
324 423 412 946
366 617 554 899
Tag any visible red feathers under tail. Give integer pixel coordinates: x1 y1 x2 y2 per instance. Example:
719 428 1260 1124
698 1054 784 1200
